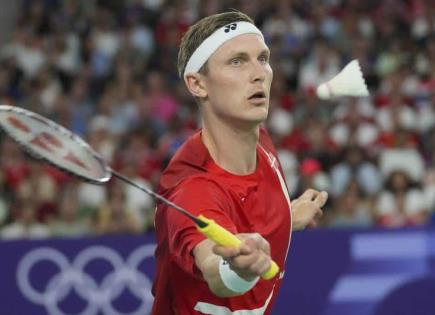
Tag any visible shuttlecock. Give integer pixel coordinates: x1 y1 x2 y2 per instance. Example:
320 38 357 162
316 60 369 99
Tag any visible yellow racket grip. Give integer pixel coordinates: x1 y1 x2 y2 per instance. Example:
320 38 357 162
197 215 279 280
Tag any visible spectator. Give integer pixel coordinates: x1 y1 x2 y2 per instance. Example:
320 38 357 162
298 40 340 91
378 128 425 182
87 114 118 163
329 182 374 228
118 163 155 231
1 199 50 239
329 98 379 149
375 170 430 227
15 161 58 223
294 158 330 198
1 26 47 78
145 71 179 124
330 145 382 198
50 183 92 237
94 182 142 235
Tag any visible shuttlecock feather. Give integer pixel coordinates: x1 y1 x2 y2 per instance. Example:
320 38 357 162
316 60 369 99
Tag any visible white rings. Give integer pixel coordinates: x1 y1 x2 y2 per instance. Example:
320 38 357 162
16 244 156 315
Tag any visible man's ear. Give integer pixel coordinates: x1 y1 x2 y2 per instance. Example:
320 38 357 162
184 73 208 98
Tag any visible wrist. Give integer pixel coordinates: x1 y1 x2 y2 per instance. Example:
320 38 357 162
218 258 259 293
291 220 305 231
291 207 307 231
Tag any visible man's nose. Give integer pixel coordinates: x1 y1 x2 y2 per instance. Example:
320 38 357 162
250 60 266 83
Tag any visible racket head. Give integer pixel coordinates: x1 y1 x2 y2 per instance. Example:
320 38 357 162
0 105 112 184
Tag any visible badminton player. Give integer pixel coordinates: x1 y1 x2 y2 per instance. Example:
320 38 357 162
152 10 328 315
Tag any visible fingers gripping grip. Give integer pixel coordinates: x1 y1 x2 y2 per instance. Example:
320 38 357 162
197 215 279 280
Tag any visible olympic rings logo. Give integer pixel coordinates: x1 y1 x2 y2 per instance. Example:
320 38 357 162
16 244 156 315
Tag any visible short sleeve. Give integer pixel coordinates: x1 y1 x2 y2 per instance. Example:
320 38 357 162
165 176 237 277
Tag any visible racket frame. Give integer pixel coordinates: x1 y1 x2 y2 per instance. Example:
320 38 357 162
0 105 111 184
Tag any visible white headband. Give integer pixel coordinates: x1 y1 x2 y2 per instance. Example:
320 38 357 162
183 21 264 79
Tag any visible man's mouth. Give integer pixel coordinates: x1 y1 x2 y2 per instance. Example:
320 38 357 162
248 91 266 99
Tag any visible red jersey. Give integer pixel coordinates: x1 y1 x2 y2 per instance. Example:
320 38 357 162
152 128 292 315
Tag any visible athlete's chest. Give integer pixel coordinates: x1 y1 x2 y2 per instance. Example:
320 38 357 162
222 151 291 239
237 170 290 231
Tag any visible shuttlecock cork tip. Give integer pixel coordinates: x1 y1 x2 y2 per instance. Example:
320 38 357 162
316 83 332 99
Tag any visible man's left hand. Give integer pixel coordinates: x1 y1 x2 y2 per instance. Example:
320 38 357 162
291 189 328 230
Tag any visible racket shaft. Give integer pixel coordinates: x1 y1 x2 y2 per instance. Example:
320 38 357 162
197 215 279 280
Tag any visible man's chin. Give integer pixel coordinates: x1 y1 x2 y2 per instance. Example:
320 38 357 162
222 106 269 129
240 111 269 128
249 106 269 122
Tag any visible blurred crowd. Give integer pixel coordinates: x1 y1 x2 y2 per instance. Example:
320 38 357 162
0 0 434 240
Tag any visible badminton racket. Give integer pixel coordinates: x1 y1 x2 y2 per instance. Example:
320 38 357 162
0 105 279 280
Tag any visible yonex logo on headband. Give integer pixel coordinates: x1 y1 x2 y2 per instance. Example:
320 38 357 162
183 21 264 79
224 23 237 33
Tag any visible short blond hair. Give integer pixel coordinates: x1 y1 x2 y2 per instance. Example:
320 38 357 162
177 10 254 78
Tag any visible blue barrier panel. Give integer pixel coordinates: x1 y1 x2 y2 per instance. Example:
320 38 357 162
1 227 435 315
1 234 156 315
275 227 435 315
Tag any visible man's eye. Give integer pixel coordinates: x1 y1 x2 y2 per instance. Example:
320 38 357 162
259 55 269 64
231 58 242 66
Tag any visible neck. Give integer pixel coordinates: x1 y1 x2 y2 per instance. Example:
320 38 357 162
201 115 260 175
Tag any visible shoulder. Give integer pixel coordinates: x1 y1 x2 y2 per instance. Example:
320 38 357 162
157 174 236 231
158 130 209 194
171 174 233 207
